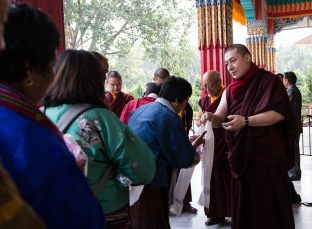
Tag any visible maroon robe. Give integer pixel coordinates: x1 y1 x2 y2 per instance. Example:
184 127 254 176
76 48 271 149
105 91 134 118
226 68 297 229
120 96 156 124
198 96 231 218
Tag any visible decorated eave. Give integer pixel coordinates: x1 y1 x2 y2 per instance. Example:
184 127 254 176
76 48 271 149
266 0 312 34
233 0 312 34
266 0 312 19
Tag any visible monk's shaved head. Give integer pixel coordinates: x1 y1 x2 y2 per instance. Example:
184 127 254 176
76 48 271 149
153 67 170 85
203 70 220 83
202 70 222 97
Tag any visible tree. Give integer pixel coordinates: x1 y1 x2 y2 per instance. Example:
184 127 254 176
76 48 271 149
189 76 201 114
301 65 312 104
64 0 199 90
64 0 194 56
276 45 312 76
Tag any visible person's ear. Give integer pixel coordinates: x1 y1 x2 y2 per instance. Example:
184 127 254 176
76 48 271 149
23 68 35 87
245 54 251 62
173 99 180 105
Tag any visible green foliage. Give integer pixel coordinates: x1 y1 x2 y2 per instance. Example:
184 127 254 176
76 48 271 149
276 44 312 107
64 0 200 90
64 0 194 56
276 45 312 76
189 76 201 114
300 65 312 104
129 84 144 99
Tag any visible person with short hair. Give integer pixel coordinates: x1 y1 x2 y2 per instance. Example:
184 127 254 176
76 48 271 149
120 82 161 124
128 76 205 229
283 71 302 181
105 71 134 117
198 70 231 226
153 68 197 214
0 4 104 228
201 44 296 229
153 67 170 85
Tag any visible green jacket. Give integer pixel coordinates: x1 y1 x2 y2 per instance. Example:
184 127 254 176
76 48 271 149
45 105 156 214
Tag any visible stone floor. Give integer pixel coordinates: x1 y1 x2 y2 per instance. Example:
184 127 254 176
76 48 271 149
170 156 312 229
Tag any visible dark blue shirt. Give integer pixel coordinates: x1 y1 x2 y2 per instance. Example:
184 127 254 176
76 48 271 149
128 99 195 187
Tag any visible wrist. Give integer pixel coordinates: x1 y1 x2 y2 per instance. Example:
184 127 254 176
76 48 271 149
244 116 249 127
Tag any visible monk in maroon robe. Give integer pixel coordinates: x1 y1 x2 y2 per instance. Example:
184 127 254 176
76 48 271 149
198 71 231 226
105 71 134 117
202 44 297 229
120 82 161 124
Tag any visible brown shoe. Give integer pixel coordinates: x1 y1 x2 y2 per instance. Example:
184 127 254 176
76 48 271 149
205 217 225 226
182 204 197 214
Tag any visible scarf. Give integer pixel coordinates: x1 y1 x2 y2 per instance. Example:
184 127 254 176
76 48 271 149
230 63 258 99
0 82 61 135
209 86 225 104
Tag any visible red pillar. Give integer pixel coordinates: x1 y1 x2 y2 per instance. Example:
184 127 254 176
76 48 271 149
196 2 233 95
11 0 65 52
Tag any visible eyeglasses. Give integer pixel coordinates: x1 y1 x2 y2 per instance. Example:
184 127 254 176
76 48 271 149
204 84 215 89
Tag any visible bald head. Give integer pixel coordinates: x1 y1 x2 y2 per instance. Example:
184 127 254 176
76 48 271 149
202 71 222 97
153 67 170 85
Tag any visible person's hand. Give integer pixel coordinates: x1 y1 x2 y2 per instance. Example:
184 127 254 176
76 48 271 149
192 131 207 148
199 112 214 125
192 154 201 166
189 135 197 143
222 115 245 131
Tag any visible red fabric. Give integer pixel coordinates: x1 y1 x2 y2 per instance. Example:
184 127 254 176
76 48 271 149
230 63 258 99
200 43 231 96
120 97 156 125
105 91 134 118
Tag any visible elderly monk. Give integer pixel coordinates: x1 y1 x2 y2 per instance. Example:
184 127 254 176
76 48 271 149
198 70 231 226
105 71 134 117
201 44 297 229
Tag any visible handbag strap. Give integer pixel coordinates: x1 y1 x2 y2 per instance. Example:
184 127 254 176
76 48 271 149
93 164 113 197
56 104 113 197
56 104 97 132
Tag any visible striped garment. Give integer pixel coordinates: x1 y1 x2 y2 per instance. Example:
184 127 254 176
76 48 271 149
105 205 131 229
0 165 45 228
130 185 171 229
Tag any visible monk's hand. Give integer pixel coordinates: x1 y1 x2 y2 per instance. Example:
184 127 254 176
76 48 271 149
199 112 214 125
222 115 245 131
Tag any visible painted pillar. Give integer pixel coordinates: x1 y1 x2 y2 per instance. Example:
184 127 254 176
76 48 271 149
266 34 275 73
11 0 65 52
196 0 233 89
246 20 268 69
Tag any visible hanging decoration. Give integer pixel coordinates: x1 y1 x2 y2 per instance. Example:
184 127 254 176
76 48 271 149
266 34 275 73
246 20 268 69
196 0 233 49
232 0 246 25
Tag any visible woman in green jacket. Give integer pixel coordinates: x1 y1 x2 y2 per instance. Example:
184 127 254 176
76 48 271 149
44 49 156 229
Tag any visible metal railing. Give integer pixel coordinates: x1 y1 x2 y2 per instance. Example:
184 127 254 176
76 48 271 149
301 115 312 156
